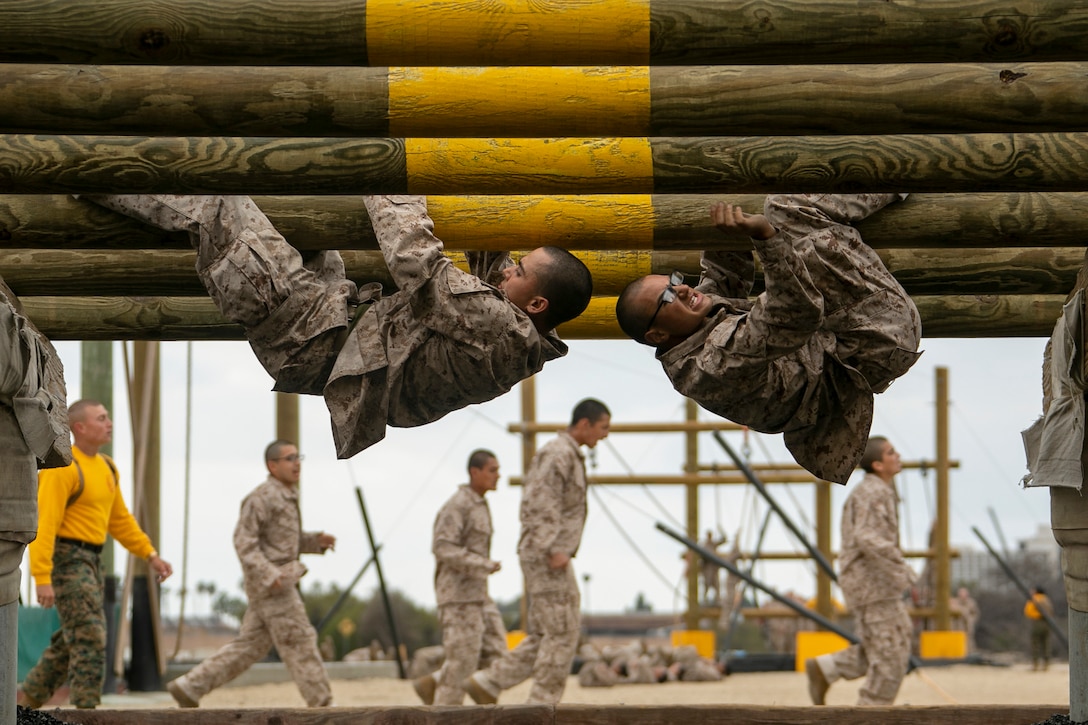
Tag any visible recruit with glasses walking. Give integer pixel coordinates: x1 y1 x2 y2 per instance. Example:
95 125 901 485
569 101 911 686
615 194 922 484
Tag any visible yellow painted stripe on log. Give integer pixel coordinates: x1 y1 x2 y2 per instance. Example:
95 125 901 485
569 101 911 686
404 138 654 195
366 0 650 66
558 296 622 339
387 66 651 138
427 195 655 250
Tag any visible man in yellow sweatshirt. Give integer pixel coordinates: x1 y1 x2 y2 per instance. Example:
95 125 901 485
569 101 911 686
18 399 173 710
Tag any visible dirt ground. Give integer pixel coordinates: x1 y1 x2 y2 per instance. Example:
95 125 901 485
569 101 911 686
97 661 1069 710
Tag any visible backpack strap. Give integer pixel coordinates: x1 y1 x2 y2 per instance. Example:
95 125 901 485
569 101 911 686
65 454 118 509
66 460 85 509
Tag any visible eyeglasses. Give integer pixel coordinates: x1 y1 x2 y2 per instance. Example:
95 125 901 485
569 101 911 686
645 271 685 333
272 454 305 463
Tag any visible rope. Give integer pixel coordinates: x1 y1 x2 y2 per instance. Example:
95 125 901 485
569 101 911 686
170 341 194 661
600 437 685 530
589 486 686 602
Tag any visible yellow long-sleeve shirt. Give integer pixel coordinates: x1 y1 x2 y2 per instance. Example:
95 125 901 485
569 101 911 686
30 446 155 586
1024 593 1052 621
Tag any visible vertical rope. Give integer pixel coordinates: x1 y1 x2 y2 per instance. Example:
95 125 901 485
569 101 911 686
171 341 194 660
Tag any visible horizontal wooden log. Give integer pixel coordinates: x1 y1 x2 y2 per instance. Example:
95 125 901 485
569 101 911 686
4 193 1088 252
4 0 1088 66
17 294 1064 341
6 134 1088 195
1 247 1083 297
3 132 1078 193
4 62 1088 137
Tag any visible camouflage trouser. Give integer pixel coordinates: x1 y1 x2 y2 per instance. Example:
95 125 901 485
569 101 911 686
1030 619 1050 665
171 584 331 707
763 194 922 394
21 543 106 709
480 559 580 704
815 598 911 706
83 195 357 394
434 600 507 705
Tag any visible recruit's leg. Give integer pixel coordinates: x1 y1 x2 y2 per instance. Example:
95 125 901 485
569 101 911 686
264 589 332 707
524 567 581 705
764 194 921 393
854 600 912 706
435 602 485 705
0 541 25 721
171 600 275 705
20 547 106 709
83 195 356 392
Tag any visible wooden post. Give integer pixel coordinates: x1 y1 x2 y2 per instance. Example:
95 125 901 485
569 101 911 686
684 399 700 630
132 342 160 570
80 341 114 572
935 367 952 630
519 377 537 634
815 481 833 618
275 392 299 448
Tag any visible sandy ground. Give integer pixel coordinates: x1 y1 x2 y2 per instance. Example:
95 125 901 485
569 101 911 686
97 662 1069 710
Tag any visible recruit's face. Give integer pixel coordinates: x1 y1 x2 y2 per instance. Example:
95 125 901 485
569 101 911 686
578 414 611 449
875 441 902 477
639 274 712 342
74 405 113 447
267 444 302 485
499 248 549 314
469 456 500 495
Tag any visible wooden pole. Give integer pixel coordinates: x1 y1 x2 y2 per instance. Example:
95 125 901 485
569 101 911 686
4 133 1088 195
4 62 1088 138
518 376 536 632
6 193 1088 252
3 0 1087 66
815 482 833 618
275 393 299 448
2 247 1086 298
79 342 114 572
14 293 1072 341
684 399 700 630
934 367 952 630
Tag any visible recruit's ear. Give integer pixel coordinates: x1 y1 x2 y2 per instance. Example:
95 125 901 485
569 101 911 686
525 296 549 316
644 327 668 346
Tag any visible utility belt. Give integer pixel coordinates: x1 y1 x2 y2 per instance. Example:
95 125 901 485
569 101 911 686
56 536 104 554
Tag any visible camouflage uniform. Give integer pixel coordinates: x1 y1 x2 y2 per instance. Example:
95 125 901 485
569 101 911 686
473 432 587 704
168 476 331 707
431 485 507 705
84 195 567 459
660 194 921 484
0 277 70 608
0 278 69 720
813 472 912 705
576 658 618 688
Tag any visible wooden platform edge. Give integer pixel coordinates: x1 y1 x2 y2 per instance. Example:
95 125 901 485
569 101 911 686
46 703 1069 725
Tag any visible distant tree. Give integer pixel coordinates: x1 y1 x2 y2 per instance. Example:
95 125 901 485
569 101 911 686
212 591 247 626
496 596 522 631
196 580 217 618
301 584 440 661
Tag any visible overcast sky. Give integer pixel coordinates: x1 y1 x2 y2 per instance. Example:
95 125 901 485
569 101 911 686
21 334 1054 619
